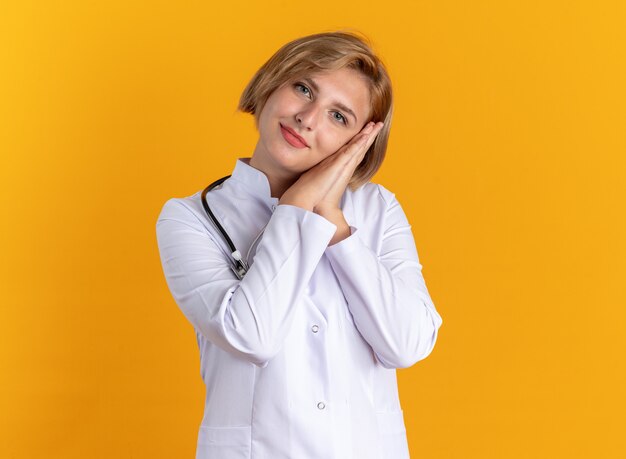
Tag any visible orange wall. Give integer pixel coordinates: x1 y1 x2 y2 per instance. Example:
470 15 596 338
1 1 624 457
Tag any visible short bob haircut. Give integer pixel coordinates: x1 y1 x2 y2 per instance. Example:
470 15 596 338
238 30 393 190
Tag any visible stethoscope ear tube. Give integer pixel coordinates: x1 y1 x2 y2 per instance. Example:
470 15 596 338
201 176 249 280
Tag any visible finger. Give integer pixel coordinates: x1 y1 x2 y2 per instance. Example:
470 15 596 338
361 121 376 135
352 122 383 159
341 122 374 150
359 121 383 145
353 122 376 145
323 122 382 170
344 125 381 172
341 122 378 161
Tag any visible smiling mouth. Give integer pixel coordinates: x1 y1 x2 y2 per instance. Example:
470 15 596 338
280 124 309 148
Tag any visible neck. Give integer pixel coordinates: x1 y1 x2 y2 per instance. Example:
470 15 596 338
247 156 299 199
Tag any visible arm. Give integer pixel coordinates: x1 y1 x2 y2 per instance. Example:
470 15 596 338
323 186 443 369
156 199 337 367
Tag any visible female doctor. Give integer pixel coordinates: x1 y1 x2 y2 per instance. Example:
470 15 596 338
156 30 443 459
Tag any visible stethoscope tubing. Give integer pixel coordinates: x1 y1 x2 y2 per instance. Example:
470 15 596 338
201 175 249 279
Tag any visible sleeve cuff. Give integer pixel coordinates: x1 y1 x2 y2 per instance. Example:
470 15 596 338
325 225 362 256
274 204 338 239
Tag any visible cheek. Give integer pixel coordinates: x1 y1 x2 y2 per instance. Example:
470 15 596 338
322 131 357 156
316 139 340 159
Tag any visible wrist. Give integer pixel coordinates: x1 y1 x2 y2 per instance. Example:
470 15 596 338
328 223 351 246
314 207 350 246
278 197 314 212
313 204 341 216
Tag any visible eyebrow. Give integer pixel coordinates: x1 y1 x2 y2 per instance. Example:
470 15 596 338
303 77 358 124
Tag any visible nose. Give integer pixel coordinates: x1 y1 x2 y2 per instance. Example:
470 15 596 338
295 104 319 130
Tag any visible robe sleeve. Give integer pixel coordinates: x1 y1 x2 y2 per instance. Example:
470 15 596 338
156 200 337 367
324 186 443 369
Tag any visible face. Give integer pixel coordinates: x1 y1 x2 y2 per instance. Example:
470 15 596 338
251 67 372 178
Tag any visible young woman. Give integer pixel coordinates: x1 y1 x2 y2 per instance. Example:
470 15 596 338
156 30 443 459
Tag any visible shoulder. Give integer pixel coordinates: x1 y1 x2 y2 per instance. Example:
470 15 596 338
340 182 401 233
345 181 397 210
156 190 205 229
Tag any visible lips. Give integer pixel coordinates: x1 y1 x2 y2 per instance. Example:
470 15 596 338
280 124 309 148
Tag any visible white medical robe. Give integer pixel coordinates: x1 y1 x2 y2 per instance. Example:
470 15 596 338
155 157 443 459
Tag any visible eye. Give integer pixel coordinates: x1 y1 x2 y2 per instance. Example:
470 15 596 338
331 111 347 125
294 82 312 98
293 81 348 126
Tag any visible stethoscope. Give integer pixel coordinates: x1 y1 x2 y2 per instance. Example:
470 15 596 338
201 175 252 280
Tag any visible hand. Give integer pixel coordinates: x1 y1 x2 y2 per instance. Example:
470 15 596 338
314 121 384 214
279 121 384 212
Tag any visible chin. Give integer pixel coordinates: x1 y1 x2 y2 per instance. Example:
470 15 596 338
269 144 308 172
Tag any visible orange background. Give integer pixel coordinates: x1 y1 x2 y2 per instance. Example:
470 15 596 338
1 1 625 458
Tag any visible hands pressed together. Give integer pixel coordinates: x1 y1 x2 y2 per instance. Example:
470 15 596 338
279 121 384 245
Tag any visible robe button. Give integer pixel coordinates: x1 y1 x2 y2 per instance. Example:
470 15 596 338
311 325 319 333
317 402 326 410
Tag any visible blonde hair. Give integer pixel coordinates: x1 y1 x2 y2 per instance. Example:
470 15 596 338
238 30 394 190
